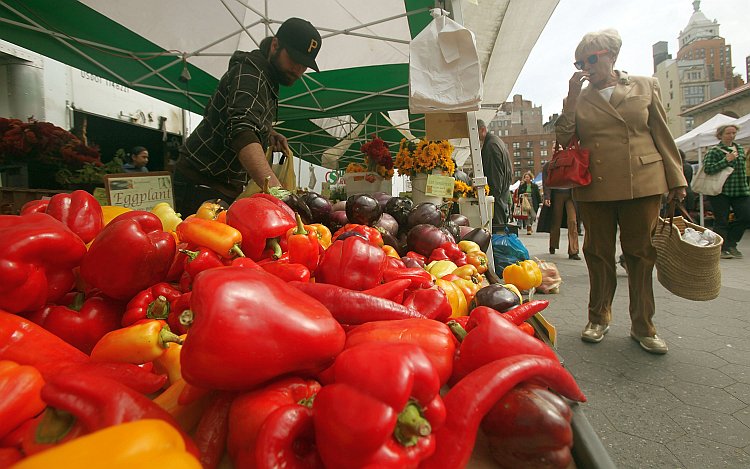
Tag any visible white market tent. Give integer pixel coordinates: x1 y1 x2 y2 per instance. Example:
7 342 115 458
0 0 559 170
674 113 736 155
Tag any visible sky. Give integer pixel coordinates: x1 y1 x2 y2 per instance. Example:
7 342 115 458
508 0 750 121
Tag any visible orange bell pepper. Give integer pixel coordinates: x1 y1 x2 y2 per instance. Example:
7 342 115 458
153 337 185 385
0 360 45 440
11 419 201 469
153 379 209 433
310 223 332 248
436 278 469 318
466 251 489 274
176 217 245 258
90 320 182 364
382 245 400 258
195 200 226 221
441 274 482 305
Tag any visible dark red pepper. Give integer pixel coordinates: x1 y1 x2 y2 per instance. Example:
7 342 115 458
27 291 124 354
165 242 189 282
385 256 407 270
255 404 322 469
20 199 49 215
0 213 87 314
382 267 434 289
363 278 413 303
420 355 585 469
167 292 192 335
332 224 384 247
182 248 225 278
193 392 235 469
44 190 104 243
427 247 450 263
402 286 453 322
314 236 386 291
289 281 426 325
80 212 176 301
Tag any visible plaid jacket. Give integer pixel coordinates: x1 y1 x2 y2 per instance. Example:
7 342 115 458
703 142 749 197
181 50 279 192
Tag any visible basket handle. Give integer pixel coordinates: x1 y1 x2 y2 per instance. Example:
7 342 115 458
659 200 694 235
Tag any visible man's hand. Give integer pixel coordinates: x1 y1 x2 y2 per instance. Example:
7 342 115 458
269 129 290 154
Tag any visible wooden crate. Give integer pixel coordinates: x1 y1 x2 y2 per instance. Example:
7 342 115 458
0 187 70 214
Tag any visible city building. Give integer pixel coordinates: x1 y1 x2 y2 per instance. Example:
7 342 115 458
681 82 750 128
653 0 745 137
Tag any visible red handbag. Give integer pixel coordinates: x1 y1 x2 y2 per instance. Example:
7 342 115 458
545 138 592 189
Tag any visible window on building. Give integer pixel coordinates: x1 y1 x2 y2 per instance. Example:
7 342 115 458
526 141 533 148
540 150 548 157
512 142 520 149
540 140 547 147
513 150 520 157
513 161 521 166
540 159 548 165
526 161 534 167
514 170 522 178
526 150 534 158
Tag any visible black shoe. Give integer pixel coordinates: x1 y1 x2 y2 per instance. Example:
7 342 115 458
549 247 556 254
569 253 581 260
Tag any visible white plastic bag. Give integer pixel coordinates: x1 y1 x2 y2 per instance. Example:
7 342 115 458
409 9 483 113
535 258 562 294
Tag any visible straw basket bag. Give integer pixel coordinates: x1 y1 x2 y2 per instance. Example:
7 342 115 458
652 202 722 301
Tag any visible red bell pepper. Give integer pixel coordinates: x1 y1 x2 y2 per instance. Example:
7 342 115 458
286 213 320 271
0 213 87 314
289 281 425 325
261 261 311 283
448 306 559 385
249 178 297 221
182 248 225 277
438 241 463 262
165 242 189 282
344 319 456 386
332 223 384 247
90 319 182 364
427 247 450 263
27 291 123 354
193 392 235 469
80 212 176 301
1 310 166 394
385 256 407 270
20 199 49 215
402 286 453 323
363 278 412 303
44 190 104 244
313 342 446 469
176 217 245 258
181 267 345 391
255 404 322 469
420 355 586 469
227 197 296 261
382 267 434 289
228 377 321 469
481 383 574 469
167 292 192 335
38 372 198 456
314 236 387 290
0 360 45 440
0 447 22 467
121 282 182 327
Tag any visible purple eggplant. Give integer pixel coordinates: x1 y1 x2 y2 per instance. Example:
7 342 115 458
346 194 382 226
406 223 454 257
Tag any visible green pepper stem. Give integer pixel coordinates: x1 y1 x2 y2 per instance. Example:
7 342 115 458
35 408 75 444
230 244 246 258
262 176 271 194
393 401 432 447
146 295 170 320
266 237 283 260
294 213 308 235
447 320 468 342
68 292 86 312
159 325 183 348
180 249 200 261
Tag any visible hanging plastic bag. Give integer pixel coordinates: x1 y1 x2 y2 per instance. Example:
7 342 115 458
238 147 297 198
535 258 562 294
409 8 483 113
491 229 530 272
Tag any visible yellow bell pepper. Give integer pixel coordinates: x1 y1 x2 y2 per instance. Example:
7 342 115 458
452 264 484 284
151 202 183 232
12 419 201 469
501 283 524 304
153 336 185 385
195 200 225 220
436 278 469 317
502 260 543 291
101 205 132 226
426 260 458 279
457 240 482 253
382 245 400 258
442 274 482 305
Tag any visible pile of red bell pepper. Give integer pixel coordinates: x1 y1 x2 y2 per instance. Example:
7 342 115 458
0 192 586 468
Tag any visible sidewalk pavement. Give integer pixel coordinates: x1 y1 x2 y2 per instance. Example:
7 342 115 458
514 229 750 468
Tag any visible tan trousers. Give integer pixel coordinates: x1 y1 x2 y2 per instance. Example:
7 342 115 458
577 195 661 337
549 192 579 255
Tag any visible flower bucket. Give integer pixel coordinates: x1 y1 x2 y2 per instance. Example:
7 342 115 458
344 172 392 197
458 196 494 228
410 173 444 206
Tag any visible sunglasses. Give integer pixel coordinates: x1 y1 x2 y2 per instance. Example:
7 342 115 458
574 50 609 70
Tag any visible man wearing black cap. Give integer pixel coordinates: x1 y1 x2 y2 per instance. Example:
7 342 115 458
174 17 321 215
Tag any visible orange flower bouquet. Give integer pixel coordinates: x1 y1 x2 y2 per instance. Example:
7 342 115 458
394 138 455 178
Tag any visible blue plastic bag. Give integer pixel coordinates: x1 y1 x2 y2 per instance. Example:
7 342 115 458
492 229 529 271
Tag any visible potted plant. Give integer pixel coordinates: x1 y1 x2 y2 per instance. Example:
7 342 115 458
343 134 394 196
394 138 456 205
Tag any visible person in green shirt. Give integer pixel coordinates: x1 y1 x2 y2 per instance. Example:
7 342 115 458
703 124 750 259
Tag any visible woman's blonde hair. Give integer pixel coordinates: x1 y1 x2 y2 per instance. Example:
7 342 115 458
715 124 739 139
523 171 534 181
575 29 622 61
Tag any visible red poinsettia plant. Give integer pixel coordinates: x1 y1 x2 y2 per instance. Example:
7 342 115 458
0 117 101 167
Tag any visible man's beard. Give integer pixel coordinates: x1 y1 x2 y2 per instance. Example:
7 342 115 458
270 49 298 86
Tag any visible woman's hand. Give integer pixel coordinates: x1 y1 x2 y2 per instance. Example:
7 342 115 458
726 148 738 162
563 71 589 112
666 186 687 204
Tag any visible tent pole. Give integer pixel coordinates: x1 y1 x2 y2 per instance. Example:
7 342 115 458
698 147 704 226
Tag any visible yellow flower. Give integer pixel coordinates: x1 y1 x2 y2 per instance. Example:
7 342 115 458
394 138 456 178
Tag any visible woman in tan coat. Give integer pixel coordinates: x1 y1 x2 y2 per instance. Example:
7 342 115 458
556 29 686 354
